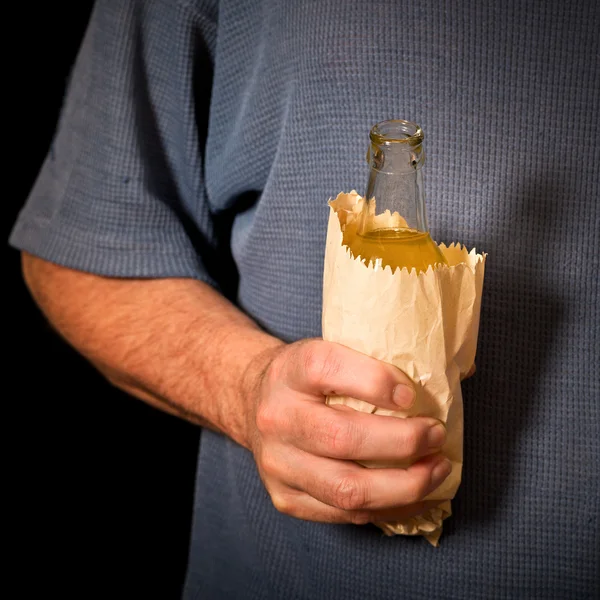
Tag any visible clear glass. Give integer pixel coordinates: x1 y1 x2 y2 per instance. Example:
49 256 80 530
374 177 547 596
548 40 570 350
354 119 448 273
363 119 428 232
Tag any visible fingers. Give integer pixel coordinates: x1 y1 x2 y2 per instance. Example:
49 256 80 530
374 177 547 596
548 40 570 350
269 488 443 525
260 445 451 513
255 339 454 527
279 340 416 410
293 453 451 511
276 400 446 461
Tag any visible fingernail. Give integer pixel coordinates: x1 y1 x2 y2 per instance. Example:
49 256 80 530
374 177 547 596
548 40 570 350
427 423 446 450
430 457 452 488
392 384 415 408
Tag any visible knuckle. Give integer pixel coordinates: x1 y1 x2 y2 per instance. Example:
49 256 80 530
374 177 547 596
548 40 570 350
331 474 370 511
258 451 280 480
322 417 361 458
301 342 341 388
400 426 421 457
255 402 279 436
349 511 371 526
270 492 293 515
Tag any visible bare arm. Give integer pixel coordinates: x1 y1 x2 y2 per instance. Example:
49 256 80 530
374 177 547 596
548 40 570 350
22 251 451 524
21 251 282 448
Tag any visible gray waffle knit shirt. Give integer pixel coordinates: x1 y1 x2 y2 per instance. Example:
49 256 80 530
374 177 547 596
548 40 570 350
10 1 599 598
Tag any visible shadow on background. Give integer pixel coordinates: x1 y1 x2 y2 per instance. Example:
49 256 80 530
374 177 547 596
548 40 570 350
443 178 566 534
7 5 199 597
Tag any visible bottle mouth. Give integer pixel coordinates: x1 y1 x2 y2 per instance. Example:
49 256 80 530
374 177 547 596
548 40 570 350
370 119 423 147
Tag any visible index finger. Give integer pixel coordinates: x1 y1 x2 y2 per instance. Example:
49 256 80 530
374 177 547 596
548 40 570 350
282 340 415 411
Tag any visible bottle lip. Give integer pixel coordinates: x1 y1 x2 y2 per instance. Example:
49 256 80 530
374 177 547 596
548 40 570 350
370 119 423 147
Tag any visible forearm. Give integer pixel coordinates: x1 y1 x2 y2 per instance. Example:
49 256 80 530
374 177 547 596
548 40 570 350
21 252 283 448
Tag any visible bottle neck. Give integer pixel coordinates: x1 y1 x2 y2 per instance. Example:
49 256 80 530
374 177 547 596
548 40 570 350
361 120 428 234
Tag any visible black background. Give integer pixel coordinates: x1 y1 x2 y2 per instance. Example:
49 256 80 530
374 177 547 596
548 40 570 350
8 5 199 597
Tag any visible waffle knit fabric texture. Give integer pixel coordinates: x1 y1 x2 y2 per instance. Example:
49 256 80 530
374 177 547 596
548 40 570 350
10 1 599 598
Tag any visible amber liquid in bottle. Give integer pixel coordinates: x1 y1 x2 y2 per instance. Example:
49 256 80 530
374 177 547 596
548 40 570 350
352 227 447 273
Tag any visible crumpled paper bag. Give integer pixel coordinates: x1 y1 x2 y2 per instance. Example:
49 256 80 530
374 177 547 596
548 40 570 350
322 191 486 546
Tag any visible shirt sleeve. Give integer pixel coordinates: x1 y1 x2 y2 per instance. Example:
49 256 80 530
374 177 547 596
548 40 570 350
9 0 222 286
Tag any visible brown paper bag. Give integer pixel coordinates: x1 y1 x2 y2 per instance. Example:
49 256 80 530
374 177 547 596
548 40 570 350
322 191 486 546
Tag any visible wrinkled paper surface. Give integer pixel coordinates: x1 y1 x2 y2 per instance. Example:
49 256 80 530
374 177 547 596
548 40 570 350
322 191 486 546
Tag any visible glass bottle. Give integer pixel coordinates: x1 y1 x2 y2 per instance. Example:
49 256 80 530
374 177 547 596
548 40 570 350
351 119 448 273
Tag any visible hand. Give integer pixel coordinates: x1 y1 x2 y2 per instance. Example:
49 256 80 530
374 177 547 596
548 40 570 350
243 340 452 525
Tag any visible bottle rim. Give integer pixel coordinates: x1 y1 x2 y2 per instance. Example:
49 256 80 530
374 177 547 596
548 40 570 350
370 119 423 147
